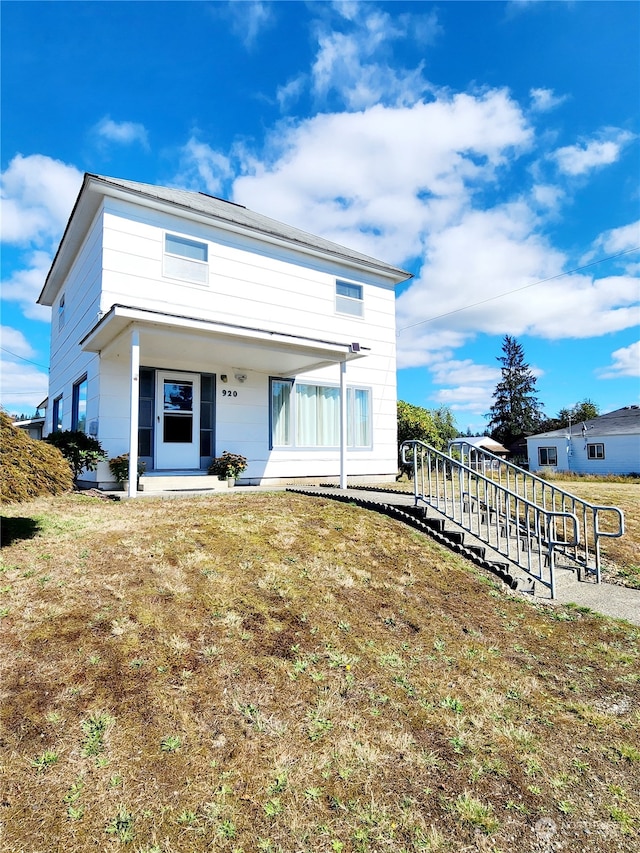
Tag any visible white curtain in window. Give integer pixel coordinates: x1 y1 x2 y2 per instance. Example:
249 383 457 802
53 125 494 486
297 384 339 446
350 388 371 447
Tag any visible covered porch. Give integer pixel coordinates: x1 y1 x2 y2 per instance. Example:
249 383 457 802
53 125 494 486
81 305 367 497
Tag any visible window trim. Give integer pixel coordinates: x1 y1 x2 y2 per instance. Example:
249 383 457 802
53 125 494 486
587 442 605 460
335 279 364 318
538 446 558 467
72 374 88 433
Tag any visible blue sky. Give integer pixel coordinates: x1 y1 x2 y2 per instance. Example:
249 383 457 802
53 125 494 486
2 0 639 431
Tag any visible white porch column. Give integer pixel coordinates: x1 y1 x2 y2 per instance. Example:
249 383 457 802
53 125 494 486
128 328 140 498
339 360 348 490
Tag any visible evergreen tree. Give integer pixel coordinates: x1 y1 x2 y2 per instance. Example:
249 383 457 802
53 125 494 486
487 336 544 447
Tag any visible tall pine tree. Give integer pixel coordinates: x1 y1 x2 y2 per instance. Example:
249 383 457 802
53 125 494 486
487 336 544 447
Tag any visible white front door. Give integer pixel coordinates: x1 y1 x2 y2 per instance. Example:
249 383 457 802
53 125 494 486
156 371 200 470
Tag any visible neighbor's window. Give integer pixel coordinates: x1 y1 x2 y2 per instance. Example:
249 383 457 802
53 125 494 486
336 280 363 317
52 395 63 432
164 233 208 284
538 446 557 466
587 443 605 460
72 375 88 433
270 379 371 449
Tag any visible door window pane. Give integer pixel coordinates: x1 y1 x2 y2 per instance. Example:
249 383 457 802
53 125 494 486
164 414 193 443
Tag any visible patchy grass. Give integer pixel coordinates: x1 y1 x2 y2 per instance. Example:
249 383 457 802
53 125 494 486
1 491 639 852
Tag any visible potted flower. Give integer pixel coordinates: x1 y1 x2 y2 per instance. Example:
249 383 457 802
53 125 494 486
109 453 146 490
208 451 247 485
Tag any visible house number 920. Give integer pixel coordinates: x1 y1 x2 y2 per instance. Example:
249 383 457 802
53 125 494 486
222 389 238 397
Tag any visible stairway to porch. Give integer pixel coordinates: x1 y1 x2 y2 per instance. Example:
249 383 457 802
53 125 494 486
287 483 639 624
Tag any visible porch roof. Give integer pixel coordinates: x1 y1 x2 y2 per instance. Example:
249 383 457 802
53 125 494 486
80 304 368 376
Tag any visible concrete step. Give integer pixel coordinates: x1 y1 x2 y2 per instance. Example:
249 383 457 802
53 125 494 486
139 472 231 492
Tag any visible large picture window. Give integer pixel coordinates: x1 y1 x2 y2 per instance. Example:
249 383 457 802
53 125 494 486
270 379 371 449
538 446 557 466
72 375 88 433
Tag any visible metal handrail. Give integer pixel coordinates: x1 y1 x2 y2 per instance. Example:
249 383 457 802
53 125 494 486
400 439 624 598
449 440 625 582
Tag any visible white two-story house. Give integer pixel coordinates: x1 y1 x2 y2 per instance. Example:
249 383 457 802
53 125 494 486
38 174 411 495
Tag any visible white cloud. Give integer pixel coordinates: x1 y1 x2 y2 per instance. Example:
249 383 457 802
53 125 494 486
233 90 532 265
225 0 274 49
529 87 566 112
93 116 149 148
174 137 234 195
1 250 53 321
590 220 640 257
0 327 49 413
552 129 634 176
309 6 438 109
0 154 83 245
597 341 640 380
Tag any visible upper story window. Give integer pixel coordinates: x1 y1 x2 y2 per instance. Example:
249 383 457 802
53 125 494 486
336 280 363 317
164 233 208 285
587 442 605 460
58 294 65 331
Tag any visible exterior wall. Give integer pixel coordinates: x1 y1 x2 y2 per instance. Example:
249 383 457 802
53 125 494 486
45 208 105 482
527 433 640 476
77 197 398 485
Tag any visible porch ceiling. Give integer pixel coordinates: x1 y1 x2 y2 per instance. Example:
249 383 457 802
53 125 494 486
80 305 367 376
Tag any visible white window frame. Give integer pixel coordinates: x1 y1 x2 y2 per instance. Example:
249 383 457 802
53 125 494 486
163 232 209 285
336 279 364 317
587 442 605 460
538 446 557 466
270 379 372 450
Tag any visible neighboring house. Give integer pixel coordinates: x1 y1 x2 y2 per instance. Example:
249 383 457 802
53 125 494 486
526 406 640 475
449 436 509 472
37 174 411 493
12 399 47 440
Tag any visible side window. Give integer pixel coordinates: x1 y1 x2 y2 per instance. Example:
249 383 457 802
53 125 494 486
270 378 293 448
52 395 63 432
72 375 88 433
164 233 208 284
336 280 363 317
58 294 65 331
587 443 605 460
538 446 557 466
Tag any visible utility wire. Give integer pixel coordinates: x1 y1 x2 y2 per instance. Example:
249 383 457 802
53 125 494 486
0 346 49 371
397 246 640 333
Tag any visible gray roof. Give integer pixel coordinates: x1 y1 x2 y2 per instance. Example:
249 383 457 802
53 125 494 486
92 174 411 280
527 406 640 440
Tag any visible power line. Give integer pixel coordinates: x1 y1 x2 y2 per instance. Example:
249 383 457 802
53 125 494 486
0 346 49 371
397 246 640 333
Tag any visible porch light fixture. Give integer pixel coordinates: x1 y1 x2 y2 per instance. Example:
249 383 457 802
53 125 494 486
234 372 247 383
220 374 228 383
